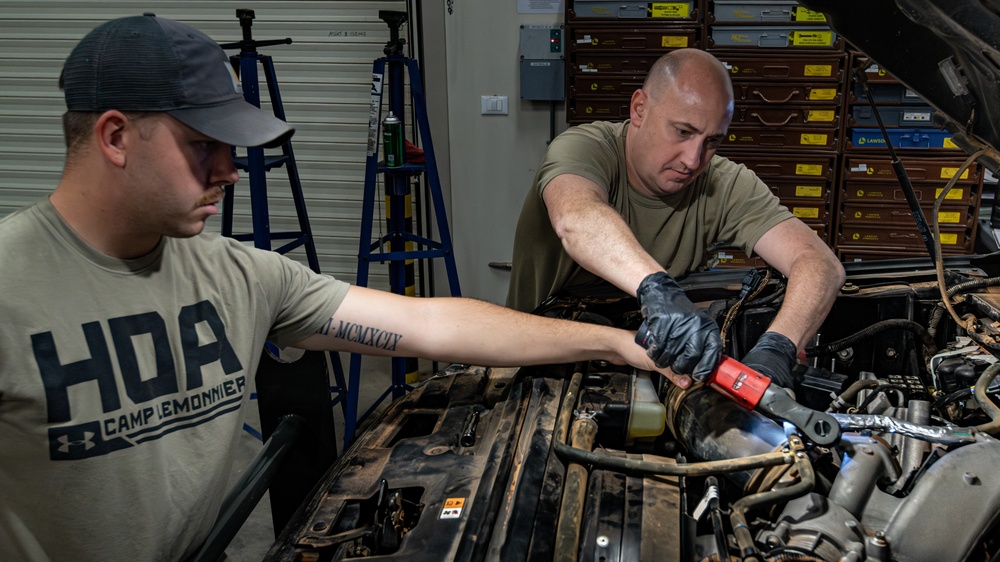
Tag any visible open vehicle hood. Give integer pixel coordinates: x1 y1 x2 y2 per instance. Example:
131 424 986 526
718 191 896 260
798 0 1000 170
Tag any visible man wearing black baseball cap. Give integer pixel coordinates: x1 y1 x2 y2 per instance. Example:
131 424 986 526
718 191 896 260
0 14 689 561
61 13 294 148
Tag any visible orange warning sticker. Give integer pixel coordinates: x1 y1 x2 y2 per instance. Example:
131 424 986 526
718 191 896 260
441 497 466 519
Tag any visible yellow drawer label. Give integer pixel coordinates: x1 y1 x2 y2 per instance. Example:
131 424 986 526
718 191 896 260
807 110 835 122
790 30 833 47
795 185 824 197
935 188 965 200
938 212 961 224
939 233 959 245
795 163 824 176
854 189 884 198
800 133 828 146
804 64 832 77
943 137 958 149
794 7 827 22
940 167 970 180
793 207 820 219
661 35 689 47
808 88 837 100
652 2 691 18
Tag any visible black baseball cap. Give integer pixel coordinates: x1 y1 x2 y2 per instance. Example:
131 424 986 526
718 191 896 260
60 14 294 148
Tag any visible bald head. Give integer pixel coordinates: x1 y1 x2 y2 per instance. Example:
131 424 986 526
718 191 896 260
642 49 734 107
625 49 735 197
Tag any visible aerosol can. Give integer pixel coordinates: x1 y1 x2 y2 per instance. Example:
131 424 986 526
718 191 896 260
382 111 404 168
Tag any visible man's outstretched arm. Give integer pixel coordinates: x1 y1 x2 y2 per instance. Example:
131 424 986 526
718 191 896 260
293 285 694 388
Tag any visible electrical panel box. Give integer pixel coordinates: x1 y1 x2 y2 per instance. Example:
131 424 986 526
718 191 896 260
519 24 565 100
520 24 564 59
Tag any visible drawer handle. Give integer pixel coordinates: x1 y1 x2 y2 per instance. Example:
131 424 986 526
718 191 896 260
751 112 796 126
752 88 798 104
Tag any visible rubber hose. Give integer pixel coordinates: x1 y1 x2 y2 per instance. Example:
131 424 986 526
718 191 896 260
947 276 1000 297
827 379 880 413
552 440 792 478
808 319 937 359
927 304 946 339
730 442 815 561
554 417 598 562
975 363 1000 435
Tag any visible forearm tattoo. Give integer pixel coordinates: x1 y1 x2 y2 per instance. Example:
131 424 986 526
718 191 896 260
316 318 403 351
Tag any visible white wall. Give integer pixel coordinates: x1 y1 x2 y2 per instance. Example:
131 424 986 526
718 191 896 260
424 0 569 305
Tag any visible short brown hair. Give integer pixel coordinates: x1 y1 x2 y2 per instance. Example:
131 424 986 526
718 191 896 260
62 111 100 154
62 111 156 161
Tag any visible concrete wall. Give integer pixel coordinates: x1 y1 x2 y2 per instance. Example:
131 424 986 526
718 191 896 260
422 0 569 305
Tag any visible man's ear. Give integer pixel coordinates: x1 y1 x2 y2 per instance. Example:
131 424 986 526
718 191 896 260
630 89 647 125
94 111 129 168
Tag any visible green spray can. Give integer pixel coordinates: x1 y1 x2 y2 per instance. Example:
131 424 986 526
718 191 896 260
382 111 404 168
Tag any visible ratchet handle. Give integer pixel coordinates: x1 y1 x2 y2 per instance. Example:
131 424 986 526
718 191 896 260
709 357 841 446
758 386 841 446
708 356 771 409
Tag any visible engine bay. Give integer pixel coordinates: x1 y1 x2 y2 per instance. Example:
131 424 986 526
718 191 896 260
260 3 1000 559
265 258 1000 561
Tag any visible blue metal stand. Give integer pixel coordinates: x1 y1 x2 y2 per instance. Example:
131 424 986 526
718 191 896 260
219 16 349 429
345 21 462 448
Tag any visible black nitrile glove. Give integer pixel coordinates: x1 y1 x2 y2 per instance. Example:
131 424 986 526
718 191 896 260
741 331 798 389
634 272 722 381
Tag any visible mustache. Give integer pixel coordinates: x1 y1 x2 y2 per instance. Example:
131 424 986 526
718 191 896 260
197 187 226 207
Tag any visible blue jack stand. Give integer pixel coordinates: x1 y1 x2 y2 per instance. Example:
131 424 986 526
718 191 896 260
219 9 349 436
345 10 462 449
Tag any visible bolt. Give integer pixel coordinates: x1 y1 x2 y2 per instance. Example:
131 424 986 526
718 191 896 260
964 472 981 485
871 530 887 547
885 348 897 358
596 536 609 548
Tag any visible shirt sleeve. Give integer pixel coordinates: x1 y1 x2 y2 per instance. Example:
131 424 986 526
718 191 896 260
535 123 624 201
707 157 795 256
238 246 351 347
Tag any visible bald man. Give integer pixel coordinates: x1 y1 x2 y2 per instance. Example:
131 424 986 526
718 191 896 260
507 48 845 389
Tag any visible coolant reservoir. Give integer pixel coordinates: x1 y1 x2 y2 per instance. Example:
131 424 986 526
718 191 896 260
627 372 667 440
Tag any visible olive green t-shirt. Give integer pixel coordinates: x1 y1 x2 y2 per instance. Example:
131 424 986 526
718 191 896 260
0 198 349 561
506 120 794 312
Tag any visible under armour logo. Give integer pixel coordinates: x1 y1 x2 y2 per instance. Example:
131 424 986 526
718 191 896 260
57 431 96 453
49 421 109 460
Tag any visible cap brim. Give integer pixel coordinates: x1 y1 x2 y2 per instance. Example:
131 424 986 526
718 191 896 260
168 99 294 148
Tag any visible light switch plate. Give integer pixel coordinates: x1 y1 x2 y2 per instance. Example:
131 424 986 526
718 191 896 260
481 95 508 115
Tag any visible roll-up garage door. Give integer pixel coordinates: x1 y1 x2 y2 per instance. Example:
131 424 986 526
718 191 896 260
0 1 409 288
